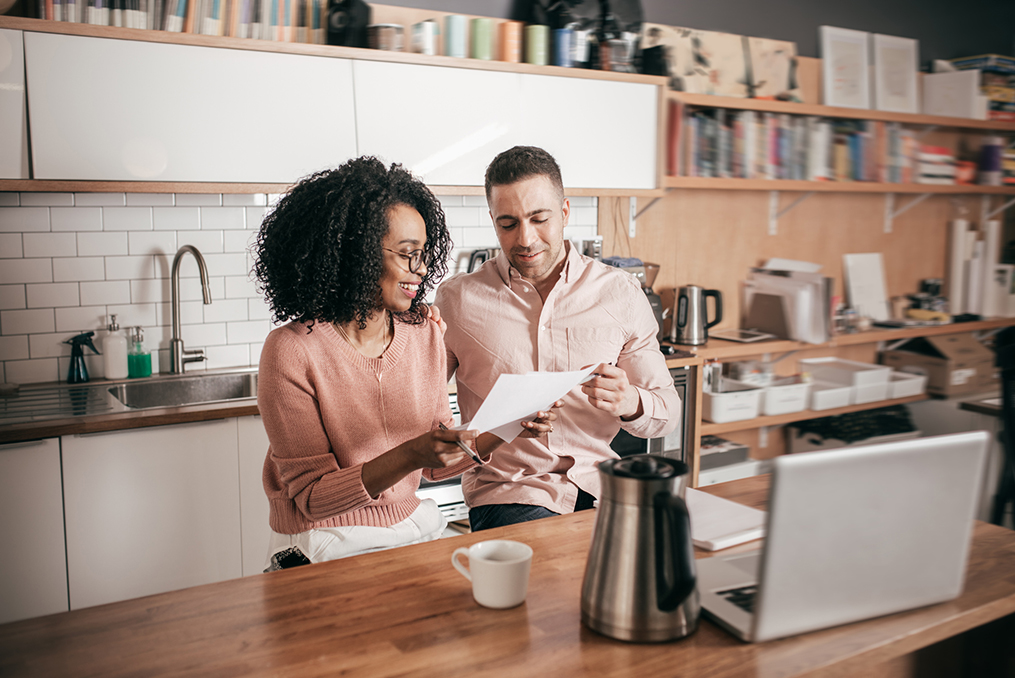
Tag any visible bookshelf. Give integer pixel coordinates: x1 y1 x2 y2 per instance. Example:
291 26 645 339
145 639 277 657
664 177 1015 194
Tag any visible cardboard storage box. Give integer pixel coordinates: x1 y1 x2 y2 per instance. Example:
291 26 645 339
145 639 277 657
880 334 995 396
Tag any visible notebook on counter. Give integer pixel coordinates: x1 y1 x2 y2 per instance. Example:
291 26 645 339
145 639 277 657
696 431 988 643
686 488 766 551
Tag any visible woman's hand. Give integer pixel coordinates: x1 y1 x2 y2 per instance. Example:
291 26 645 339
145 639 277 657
426 304 448 336
519 399 564 438
411 426 477 469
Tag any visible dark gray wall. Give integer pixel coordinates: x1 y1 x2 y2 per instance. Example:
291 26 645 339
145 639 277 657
380 0 1014 64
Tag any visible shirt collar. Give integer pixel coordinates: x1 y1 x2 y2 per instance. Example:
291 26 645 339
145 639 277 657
498 240 588 292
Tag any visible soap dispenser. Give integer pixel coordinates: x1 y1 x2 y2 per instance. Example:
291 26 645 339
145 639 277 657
128 326 152 378
103 314 129 380
64 331 101 384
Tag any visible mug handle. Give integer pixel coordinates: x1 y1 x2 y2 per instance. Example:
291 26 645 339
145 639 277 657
451 547 472 581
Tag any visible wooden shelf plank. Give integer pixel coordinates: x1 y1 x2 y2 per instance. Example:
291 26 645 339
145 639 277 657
664 318 1015 363
663 176 1015 194
667 91 1015 132
699 394 929 436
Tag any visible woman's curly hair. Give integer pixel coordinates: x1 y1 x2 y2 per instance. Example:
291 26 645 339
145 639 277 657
252 157 451 329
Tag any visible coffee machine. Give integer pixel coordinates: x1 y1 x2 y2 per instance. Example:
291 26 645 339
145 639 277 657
642 263 665 341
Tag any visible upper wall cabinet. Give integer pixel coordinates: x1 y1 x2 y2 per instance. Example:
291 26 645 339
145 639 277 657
23 32 358 183
0 29 29 179
354 60 658 190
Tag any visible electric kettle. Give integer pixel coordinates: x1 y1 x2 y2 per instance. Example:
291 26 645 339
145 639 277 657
671 285 723 345
581 455 700 642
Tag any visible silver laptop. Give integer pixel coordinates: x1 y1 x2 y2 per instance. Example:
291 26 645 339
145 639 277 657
698 430 989 642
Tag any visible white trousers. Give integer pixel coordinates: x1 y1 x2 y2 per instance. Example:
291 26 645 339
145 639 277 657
264 498 447 570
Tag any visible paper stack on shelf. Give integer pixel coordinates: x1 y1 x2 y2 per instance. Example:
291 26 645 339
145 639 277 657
916 145 957 185
946 219 1003 316
743 260 832 344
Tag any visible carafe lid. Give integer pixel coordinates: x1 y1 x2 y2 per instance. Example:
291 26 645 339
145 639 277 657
609 455 682 480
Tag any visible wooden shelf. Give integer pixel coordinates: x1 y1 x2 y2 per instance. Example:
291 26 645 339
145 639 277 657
667 91 1015 132
663 176 1015 194
665 318 1015 364
699 394 929 436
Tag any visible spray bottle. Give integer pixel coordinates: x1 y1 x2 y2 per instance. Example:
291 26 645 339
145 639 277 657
64 331 101 384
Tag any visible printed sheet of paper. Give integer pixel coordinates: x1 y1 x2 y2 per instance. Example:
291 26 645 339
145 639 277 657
461 366 598 442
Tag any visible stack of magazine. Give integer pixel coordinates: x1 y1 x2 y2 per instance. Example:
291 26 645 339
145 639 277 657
743 261 833 345
34 0 327 43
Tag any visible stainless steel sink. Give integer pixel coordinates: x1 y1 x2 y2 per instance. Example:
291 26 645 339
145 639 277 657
108 371 257 409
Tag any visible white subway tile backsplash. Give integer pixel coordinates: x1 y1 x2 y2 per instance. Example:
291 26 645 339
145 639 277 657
177 276 225 302
74 193 126 207
0 335 29 361
0 259 52 285
201 207 246 231
127 193 175 206
6 358 61 385
182 322 226 347
51 207 102 232
29 332 72 359
202 253 249 277
438 196 463 208
27 283 80 309
106 303 158 329
570 206 599 226
2 308 55 335
154 207 200 231
79 280 131 307
224 230 255 253
130 278 171 306
106 255 156 281
203 298 248 323
245 206 268 231
223 194 266 206
178 230 224 254
0 285 25 310
103 207 153 231
162 300 207 327
20 193 73 207
77 232 129 257
23 232 77 258
0 193 19 207
250 341 264 366
462 196 488 207
128 231 177 256
205 344 251 370
55 306 107 333
460 228 501 248
175 194 222 206
444 206 485 227
0 233 22 258
567 197 598 207
225 275 259 299
227 319 273 344
0 207 50 233
247 297 272 320
53 257 105 282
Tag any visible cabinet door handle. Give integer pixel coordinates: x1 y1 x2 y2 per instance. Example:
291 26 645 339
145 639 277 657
0 439 47 451
74 419 228 438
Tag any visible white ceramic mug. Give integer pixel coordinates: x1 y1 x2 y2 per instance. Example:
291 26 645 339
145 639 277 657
452 539 532 609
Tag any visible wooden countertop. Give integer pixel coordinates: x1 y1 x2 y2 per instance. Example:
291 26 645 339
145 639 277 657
2 476 1013 678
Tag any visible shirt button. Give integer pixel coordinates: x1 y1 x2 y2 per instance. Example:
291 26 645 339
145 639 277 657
541 326 546 331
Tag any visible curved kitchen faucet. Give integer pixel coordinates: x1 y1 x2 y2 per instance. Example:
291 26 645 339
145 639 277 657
170 245 212 374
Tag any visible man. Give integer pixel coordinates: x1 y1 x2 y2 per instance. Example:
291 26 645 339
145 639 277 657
435 146 680 531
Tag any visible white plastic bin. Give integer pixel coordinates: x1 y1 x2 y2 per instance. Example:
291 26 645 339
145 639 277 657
760 378 810 416
887 371 928 399
809 380 853 411
702 379 762 423
799 357 891 404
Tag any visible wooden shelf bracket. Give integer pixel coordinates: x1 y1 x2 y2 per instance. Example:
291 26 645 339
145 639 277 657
768 190 815 235
982 194 1015 222
883 192 931 233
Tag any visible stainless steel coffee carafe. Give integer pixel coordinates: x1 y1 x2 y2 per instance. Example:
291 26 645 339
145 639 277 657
581 455 700 642
671 285 723 345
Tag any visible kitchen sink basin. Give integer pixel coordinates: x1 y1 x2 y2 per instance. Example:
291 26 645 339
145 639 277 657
108 371 258 409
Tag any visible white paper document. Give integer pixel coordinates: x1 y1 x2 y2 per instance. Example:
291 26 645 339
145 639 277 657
461 366 598 442
686 488 767 551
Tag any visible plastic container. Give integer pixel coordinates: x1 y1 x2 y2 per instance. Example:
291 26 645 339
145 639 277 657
799 357 891 404
809 380 854 411
887 371 927 399
128 326 152 378
760 378 810 416
702 378 762 423
102 314 129 380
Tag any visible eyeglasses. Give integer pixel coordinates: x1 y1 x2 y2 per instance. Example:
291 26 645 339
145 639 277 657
382 247 429 274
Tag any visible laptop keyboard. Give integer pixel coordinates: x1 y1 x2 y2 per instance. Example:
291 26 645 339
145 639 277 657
718 585 757 613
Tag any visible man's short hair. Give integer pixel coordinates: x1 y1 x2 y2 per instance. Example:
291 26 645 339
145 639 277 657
484 146 564 203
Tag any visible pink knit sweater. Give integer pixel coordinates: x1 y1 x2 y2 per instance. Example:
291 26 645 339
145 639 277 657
258 318 470 534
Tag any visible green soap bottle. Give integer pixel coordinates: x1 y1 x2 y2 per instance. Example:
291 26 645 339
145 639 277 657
128 326 152 378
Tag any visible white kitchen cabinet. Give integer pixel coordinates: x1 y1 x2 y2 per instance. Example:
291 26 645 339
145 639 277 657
0 29 29 179
353 60 658 189
237 415 271 576
0 438 68 623
24 32 357 183
61 419 242 609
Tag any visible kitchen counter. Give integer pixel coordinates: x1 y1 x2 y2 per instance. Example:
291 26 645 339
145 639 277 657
2 475 1013 678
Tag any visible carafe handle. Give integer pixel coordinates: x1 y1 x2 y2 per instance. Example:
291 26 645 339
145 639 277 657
704 289 723 331
653 492 697 612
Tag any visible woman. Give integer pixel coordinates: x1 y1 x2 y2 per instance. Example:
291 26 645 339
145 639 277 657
253 157 557 569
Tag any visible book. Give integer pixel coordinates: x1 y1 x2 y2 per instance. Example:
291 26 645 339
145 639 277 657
686 488 766 551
